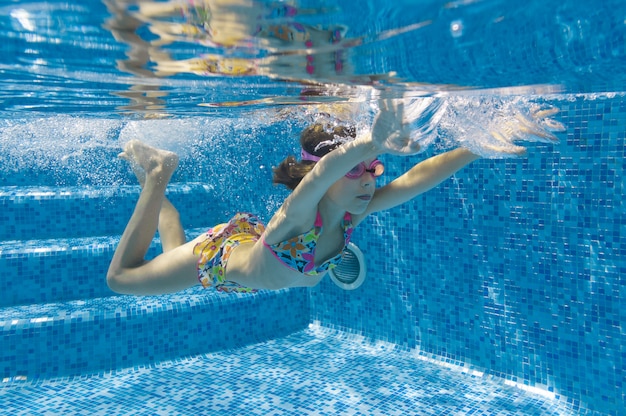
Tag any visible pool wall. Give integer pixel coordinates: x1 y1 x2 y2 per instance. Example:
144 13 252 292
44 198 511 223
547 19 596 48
311 96 625 414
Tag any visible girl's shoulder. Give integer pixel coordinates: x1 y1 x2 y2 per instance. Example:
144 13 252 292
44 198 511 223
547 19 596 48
263 203 317 245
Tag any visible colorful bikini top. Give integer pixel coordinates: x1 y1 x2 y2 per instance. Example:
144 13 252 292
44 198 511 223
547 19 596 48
263 212 353 276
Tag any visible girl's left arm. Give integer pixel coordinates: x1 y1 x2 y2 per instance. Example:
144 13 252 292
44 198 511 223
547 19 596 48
363 148 480 215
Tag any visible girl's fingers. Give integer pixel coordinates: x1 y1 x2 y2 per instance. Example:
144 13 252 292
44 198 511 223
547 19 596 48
531 107 559 120
395 100 404 117
543 118 566 132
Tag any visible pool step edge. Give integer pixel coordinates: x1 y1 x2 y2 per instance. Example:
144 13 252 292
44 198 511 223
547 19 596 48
0 184 217 241
0 288 309 380
0 228 207 307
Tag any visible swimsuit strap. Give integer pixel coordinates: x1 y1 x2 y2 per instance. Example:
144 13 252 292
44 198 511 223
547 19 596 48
314 211 323 228
342 212 353 243
315 211 351 230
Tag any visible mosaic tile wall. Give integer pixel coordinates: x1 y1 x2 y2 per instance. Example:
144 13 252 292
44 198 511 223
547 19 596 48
311 96 625 414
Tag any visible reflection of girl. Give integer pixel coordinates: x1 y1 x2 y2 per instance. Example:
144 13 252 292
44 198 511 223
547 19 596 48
136 0 366 81
153 54 257 77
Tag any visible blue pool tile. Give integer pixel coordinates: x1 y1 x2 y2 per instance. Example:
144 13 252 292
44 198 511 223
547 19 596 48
0 325 580 416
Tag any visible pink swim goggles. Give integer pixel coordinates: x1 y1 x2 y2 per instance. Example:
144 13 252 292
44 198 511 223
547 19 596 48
301 149 384 179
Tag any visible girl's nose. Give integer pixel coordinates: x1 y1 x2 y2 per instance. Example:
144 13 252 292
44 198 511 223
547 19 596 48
361 173 375 187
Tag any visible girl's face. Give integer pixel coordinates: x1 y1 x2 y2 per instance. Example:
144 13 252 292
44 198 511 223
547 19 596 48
325 158 378 214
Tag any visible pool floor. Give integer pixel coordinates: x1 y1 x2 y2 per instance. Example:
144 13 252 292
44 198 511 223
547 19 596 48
0 325 575 416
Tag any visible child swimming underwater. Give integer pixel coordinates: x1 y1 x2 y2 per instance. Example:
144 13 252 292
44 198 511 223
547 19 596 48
106 99 562 295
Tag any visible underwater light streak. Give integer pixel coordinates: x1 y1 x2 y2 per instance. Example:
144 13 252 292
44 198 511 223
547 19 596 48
10 9 35 32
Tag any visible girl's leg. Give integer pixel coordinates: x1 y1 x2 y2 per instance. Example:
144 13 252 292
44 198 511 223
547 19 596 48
125 152 186 253
158 199 187 252
107 140 199 295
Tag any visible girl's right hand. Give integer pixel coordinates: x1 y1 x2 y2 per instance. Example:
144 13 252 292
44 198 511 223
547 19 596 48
371 98 423 155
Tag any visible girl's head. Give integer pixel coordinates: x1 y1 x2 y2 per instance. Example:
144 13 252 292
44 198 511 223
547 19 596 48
273 123 356 190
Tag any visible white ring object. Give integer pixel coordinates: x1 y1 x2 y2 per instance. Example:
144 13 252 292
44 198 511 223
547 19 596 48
329 242 366 290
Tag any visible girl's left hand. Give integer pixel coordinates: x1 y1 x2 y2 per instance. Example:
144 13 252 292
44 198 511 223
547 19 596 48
484 105 566 157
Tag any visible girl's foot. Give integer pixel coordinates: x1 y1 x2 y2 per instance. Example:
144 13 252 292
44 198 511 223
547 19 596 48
119 140 179 186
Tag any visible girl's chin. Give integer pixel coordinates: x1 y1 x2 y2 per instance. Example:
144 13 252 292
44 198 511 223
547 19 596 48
347 201 369 214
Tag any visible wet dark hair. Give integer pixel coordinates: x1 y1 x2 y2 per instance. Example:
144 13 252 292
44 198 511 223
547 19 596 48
272 123 356 190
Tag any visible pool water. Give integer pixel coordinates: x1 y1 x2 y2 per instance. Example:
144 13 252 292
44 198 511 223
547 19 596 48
1 0 624 415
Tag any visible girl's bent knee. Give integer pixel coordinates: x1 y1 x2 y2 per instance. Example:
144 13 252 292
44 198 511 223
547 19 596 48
106 267 139 294
106 269 125 294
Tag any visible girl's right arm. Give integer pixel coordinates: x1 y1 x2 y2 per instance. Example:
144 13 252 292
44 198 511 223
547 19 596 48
263 134 380 242
279 99 419 216
264 99 414 239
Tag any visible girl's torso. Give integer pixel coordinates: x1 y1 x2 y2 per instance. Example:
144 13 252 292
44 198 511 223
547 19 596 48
262 211 353 276
226 211 361 290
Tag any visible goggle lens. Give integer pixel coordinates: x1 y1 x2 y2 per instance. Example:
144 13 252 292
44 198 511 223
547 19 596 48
345 160 384 179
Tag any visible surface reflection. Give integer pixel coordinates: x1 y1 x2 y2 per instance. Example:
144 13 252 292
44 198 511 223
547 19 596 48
103 0 395 113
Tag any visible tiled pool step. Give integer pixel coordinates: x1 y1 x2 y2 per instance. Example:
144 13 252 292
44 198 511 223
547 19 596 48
0 228 206 307
0 184 218 241
1 183 311 384
0 288 309 380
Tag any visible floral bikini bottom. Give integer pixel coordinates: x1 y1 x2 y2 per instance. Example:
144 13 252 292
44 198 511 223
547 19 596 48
193 213 265 293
